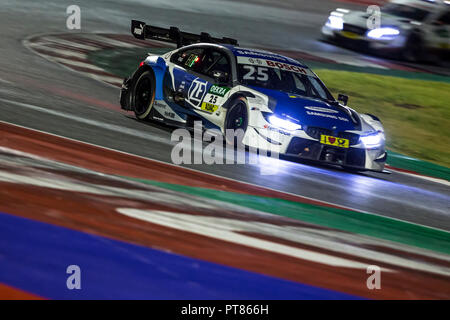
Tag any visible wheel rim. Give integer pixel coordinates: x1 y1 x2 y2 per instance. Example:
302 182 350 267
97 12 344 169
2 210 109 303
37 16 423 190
227 102 247 131
134 77 152 116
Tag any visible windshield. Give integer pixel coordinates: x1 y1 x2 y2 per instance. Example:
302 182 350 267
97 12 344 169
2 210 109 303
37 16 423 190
382 3 430 21
237 62 334 101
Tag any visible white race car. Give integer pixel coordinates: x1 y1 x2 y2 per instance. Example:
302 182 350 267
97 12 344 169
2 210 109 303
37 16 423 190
322 0 450 62
121 20 387 172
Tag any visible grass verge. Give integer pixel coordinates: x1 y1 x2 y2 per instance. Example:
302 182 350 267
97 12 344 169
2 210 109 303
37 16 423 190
315 69 450 168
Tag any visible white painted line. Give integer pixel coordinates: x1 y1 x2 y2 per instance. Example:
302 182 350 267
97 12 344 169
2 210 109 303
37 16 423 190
0 77 12 84
118 209 375 269
312 52 388 69
30 45 87 59
118 208 450 276
23 39 119 90
87 34 139 49
88 74 123 85
53 57 105 72
0 98 172 145
41 36 98 51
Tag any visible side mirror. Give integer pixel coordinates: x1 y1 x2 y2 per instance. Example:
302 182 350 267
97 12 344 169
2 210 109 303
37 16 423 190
338 94 348 106
211 70 228 84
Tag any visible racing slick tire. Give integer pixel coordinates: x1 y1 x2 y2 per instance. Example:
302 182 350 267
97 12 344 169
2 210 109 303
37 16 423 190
132 70 156 120
224 96 249 147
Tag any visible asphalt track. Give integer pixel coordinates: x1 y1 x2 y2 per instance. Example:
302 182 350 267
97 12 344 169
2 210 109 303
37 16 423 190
0 0 449 234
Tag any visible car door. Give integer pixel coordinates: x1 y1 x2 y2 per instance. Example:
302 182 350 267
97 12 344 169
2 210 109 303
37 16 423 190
173 46 232 114
169 47 207 109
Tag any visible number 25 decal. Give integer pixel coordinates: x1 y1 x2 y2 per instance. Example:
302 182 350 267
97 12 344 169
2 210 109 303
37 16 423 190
243 65 269 81
209 95 218 104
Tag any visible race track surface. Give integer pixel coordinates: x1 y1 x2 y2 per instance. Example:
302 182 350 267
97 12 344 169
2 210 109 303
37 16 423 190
0 0 449 299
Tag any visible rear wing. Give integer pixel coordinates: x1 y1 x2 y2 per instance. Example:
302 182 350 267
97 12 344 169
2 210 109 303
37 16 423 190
131 20 238 48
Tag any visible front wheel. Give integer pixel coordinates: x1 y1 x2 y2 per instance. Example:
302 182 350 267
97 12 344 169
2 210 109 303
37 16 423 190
132 70 156 120
224 97 249 146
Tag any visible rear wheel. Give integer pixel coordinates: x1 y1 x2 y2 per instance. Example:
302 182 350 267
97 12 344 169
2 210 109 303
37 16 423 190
132 70 155 120
224 97 248 146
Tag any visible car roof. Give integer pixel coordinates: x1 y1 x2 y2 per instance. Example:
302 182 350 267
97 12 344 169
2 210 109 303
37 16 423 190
223 45 309 68
174 43 311 70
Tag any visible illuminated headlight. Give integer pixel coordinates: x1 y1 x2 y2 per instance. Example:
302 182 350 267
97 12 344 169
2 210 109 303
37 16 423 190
268 115 301 131
360 131 384 147
326 14 344 30
367 27 400 40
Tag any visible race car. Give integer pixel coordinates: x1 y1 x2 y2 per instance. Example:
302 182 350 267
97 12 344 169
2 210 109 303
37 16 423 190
120 20 387 172
322 0 450 62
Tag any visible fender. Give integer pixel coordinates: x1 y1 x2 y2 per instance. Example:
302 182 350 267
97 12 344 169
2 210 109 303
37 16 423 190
145 55 167 100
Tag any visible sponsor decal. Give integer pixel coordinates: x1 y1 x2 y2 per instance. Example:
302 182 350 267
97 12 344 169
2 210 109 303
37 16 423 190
320 134 349 148
235 48 299 64
164 111 176 119
209 85 230 97
187 78 207 107
265 60 308 75
237 57 316 77
304 106 339 114
201 102 219 113
306 111 349 122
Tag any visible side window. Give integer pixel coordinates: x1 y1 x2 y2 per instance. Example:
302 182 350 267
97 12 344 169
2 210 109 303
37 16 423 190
196 50 231 83
170 48 205 70
309 77 332 100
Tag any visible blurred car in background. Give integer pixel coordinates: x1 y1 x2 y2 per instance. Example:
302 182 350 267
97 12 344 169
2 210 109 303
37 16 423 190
322 0 450 62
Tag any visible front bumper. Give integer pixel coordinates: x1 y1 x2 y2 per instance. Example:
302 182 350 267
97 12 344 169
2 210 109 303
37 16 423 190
244 126 386 172
285 136 386 172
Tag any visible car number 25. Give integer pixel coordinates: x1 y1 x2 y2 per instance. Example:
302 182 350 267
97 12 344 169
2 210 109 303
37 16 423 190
242 65 269 81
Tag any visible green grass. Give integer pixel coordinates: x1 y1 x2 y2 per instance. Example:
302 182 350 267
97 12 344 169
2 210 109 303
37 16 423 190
315 69 450 167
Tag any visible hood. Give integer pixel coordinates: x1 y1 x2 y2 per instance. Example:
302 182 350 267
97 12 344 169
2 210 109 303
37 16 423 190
254 87 360 131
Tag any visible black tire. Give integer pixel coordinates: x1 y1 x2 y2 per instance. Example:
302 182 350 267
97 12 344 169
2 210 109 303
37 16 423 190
132 70 156 120
402 33 425 62
224 97 249 146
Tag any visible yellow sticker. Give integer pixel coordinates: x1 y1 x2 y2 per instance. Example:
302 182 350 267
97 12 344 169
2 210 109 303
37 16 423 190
201 102 219 113
340 31 361 40
320 135 349 148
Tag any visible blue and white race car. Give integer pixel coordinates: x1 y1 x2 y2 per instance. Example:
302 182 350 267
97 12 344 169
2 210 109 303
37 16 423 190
120 20 387 172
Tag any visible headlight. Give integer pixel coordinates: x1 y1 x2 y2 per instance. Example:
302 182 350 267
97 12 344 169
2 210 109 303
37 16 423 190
360 131 384 147
367 27 400 40
268 115 302 131
326 14 344 30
